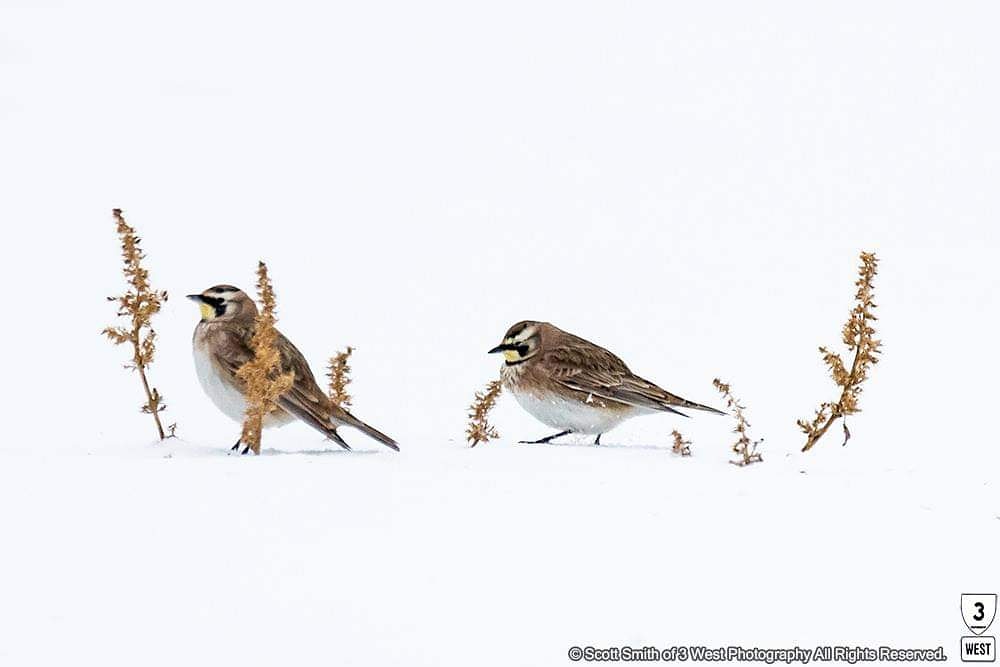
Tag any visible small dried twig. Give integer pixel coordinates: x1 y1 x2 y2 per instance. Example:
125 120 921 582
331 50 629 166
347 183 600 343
670 430 692 456
467 379 503 447
713 379 762 466
235 262 294 455
103 208 172 440
326 346 355 410
798 251 882 452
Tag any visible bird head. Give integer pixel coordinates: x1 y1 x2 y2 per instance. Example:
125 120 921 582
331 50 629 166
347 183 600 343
186 285 257 322
489 321 542 365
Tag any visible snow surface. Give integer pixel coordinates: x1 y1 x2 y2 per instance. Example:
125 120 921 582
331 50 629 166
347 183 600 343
1 1 998 665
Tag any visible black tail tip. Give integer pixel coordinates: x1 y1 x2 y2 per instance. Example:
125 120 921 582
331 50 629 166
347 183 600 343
328 430 352 451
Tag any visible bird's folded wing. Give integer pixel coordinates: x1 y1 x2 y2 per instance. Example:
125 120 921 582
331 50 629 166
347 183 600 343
275 332 338 436
212 328 335 435
208 330 254 388
544 346 692 416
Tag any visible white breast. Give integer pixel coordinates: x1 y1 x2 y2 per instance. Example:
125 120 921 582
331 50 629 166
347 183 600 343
509 386 636 435
193 344 249 424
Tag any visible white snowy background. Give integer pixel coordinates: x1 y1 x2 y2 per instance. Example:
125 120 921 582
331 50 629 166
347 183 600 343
1 1 997 665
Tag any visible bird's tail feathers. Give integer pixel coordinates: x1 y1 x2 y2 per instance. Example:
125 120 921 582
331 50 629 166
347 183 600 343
663 395 726 416
335 411 400 451
327 428 352 451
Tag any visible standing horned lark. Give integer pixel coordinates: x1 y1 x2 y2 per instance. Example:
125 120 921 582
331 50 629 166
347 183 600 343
187 285 399 454
489 321 723 444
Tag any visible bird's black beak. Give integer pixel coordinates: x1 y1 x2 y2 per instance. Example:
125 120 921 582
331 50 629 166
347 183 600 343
186 294 205 303
488 343 511 354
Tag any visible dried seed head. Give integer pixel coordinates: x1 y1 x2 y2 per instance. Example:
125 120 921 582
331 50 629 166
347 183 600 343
236 261 294 454
467 379 503 447
713 378 762 467
104 208 170 440
670 430 692 457
327 347 355 410
800 251 881 451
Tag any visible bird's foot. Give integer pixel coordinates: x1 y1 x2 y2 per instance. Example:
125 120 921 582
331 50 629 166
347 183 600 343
518 429 572 444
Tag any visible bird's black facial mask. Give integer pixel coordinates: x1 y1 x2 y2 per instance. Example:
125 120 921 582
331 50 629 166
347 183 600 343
488 341 532 365
187 294 227 319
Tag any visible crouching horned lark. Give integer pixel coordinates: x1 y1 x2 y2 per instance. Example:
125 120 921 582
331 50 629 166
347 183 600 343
490 321 723 445
187 285 399 454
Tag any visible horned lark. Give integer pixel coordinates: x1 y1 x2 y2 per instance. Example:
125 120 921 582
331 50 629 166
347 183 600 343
489 321 723 444
187 285 399 454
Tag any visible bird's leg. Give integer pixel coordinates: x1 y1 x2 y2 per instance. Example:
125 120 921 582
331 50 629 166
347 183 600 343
230 438 241 452
594 433 602 445
519 429 572 444
240 444 252 456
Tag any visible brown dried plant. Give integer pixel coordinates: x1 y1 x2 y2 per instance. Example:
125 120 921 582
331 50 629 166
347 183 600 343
713 379 762 466
235 261 294 455
798 251 882 452
670 430 692 456
467 379 503 447
326 346 355 410
103 208 173 440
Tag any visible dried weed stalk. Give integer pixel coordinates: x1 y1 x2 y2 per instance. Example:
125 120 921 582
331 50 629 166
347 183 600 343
670 430 692 456
713 379 762 467
798 252 882 452
467 379 503 447
103 208 173 440
327 346 355 410
235 262 294 455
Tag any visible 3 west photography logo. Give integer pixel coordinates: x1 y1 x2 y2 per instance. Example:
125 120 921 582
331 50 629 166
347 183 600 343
961 594 997 662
